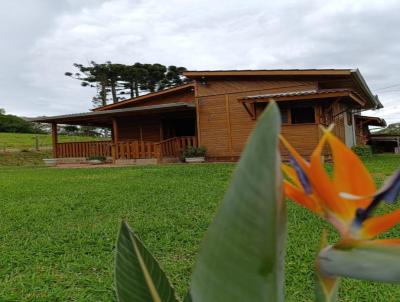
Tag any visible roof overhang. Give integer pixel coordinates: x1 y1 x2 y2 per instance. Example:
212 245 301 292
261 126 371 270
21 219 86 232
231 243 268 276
184 69 382 110
239 89 366 106
94 83 195 111
238 89 367 120
29 102 196 126
354 115 387 127
184 69 352 77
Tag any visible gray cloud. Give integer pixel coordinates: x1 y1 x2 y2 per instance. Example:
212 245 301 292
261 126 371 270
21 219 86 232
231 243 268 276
0 0 398 124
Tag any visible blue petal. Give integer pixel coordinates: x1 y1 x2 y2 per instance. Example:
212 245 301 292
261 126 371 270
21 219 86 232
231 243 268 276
373 169 400 204
289 154 312 195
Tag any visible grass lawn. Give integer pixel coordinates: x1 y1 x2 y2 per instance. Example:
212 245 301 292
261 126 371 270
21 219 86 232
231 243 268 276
0 155 399 301
0 132 107 151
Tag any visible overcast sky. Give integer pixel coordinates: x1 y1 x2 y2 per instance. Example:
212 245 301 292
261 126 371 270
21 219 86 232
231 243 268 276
0 0 399 124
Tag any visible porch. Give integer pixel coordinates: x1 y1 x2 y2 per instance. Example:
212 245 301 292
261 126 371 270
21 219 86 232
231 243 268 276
53 136 198 163
32 102 198 164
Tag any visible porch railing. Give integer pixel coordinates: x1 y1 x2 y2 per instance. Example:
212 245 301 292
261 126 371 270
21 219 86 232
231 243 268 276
156 136 198 158
114 140 160 159
55 136 197 161
56 141 112 158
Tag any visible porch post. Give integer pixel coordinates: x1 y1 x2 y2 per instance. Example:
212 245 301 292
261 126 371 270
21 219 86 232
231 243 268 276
51 123 58 158
112 118 119 161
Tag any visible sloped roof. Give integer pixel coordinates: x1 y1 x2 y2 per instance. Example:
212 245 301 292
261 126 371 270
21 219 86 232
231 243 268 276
184 69 382 109
94 82 194 111
354 115 387 127
239 88 354 100
239 88 366 106
30 102 195 125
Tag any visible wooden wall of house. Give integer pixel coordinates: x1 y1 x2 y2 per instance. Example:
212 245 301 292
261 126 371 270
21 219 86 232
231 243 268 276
117 116 161 142
195 78 320 159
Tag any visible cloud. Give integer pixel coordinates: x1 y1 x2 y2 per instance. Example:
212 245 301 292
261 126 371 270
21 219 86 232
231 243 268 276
0 0 399 125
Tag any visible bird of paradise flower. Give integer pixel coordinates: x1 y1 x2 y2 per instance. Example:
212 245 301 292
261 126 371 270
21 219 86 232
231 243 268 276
280 126 400 300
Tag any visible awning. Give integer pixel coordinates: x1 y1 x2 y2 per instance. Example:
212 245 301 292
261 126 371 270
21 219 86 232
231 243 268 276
354 115 387 127
237 89 367 119
29 102 196 126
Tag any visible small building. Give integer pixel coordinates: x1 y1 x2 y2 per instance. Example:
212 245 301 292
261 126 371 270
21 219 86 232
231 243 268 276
370 134 400 153
32 69 384 163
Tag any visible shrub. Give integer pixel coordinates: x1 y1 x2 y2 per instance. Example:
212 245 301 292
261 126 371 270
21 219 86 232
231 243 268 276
351 145 373 157
0 114 43 133
87 155 106 162
183 146 206 158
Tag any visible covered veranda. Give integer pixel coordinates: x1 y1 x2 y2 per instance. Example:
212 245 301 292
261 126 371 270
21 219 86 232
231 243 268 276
31 102 198 163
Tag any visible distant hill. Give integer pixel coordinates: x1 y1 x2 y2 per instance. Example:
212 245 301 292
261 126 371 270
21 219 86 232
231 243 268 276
374 122 400 135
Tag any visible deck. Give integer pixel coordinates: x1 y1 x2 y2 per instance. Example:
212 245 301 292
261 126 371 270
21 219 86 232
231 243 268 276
53 136 197 163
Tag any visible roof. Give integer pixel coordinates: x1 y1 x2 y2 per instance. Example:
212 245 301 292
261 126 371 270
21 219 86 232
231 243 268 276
184 69 382 109
30 102 195 125
184 69 353 77
354 115 387 127
239 88 366 106
94 82 194 111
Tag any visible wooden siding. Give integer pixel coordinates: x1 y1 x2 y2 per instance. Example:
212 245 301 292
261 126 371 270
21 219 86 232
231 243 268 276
118 117 161 142
195 79 320 158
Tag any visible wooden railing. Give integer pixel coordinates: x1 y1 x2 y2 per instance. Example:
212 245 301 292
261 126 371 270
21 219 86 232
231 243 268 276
114 140 160 159
56 141 112 158
156 136 197 158
55 136 197 161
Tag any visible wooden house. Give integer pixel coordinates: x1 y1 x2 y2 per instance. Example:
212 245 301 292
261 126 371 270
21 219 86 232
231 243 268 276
32 69 385 163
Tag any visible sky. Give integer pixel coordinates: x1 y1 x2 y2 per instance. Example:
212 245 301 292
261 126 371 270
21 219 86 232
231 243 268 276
0 0 399 125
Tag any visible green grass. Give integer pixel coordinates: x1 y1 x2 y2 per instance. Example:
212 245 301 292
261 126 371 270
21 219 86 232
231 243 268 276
0 155 399 301
0 150 51 166
0 132 107 151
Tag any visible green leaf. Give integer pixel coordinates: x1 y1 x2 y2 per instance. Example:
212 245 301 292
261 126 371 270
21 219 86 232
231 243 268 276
190 102 286 301
115 221 178 302
315 230 339 302
318 241 400 283
315 264 339 302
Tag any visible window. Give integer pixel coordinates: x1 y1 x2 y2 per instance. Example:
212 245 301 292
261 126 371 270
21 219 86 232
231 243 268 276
279 108 289 124
291 107 315 124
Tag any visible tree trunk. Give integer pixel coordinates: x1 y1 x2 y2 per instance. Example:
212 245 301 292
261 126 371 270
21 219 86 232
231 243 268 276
134 81 139 97
130 81 134 99
111 81 118 103
100 82 107 106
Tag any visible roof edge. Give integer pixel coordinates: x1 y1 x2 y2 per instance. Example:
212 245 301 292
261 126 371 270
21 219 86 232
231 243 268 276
94 82 195 111
350 69 383 109
29 102 196 123
184 69 352 77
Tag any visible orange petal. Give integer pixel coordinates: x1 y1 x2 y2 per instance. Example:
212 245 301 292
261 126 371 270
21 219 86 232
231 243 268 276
309 132 354 220
325 131 375 208
361 209 400 239
284 180 321 214
282 163 301 188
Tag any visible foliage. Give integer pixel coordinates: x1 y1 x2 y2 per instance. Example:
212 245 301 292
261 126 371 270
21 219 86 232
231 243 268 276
0 113 43 134
182 146 206 158
351 145 373 157
87 155 107 162
0 150 51 166
66 62 189 107
374 122 400 135
0 155 399 300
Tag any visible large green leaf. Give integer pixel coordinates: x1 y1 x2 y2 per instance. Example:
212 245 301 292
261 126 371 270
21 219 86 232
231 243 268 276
115 221 178 302
315 264 339 302
190 102 286 301
318 242 400 282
